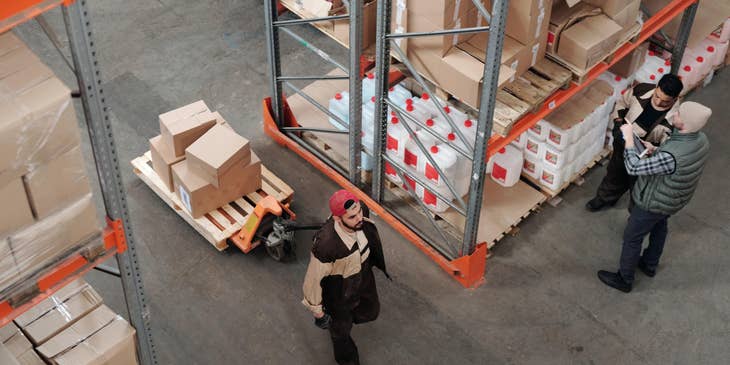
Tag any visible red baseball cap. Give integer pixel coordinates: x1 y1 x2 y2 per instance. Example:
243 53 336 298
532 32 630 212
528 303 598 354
329 189 359 216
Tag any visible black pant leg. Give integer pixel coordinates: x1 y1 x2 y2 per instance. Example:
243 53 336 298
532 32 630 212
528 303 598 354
329 310 359 365
596 126 631 204
618 207 665 284
352 264 380 324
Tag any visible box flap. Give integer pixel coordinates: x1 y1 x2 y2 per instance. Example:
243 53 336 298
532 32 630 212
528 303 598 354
0 342 21 365
54 318 136 365
185 124 250 171
0 323 19 343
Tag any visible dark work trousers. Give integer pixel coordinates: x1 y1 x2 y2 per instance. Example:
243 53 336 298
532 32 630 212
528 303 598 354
596 123 637 204
328 260 380 365
619 205 670 284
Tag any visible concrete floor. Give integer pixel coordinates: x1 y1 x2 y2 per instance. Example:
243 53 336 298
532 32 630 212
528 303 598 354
13 1 730 364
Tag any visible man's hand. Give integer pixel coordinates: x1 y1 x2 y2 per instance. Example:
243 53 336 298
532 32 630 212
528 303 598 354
314 312 332 330
640 140 657 156
620 123 635 148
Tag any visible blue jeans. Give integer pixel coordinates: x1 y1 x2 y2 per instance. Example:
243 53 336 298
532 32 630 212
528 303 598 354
619 206 669 284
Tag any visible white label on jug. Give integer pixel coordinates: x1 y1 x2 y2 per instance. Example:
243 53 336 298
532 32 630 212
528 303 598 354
179 185 192 213
549 131 561 145
524 160 535 173
541 171 554 185
527 140 538 154
546 150 558 165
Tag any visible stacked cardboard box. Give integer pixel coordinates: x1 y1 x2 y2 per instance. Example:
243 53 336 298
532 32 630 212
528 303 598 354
0 33 100 295
0 279 139 365
151 102 262 218
283 0 377 50
547 0 640 70
391 0 552 108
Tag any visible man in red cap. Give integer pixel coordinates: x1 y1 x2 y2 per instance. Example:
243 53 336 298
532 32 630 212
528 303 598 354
302 189 389 365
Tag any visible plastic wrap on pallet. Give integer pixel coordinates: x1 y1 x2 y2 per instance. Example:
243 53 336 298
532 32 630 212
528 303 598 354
0 33 82 189
1 194 101 298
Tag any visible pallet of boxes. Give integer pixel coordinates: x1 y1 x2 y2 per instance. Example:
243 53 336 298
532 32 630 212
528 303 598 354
0 32 138 365
0 279 137 365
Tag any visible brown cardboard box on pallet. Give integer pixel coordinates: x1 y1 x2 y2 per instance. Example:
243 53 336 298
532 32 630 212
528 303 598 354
185 124 252 188
610 42 648 78
482 0 552 46
0 33 24 56
0 78 81 188
9 194 100 281
14 280 103 346
36 305 138 365
0 342 20 365
547 1 600 54
0 178 34 237
150 135 185 192
160 111 218 157
557 14 622 70
0 324 44 365
172 152 262 218
332 0 378 50
158 100 209 126
23 145 92 220
0 238 20 293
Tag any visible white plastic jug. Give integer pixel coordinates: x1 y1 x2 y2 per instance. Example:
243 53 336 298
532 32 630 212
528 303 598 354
511 131 528 150
386 116 410 160
524 135 545 161
527 119 550 141
598 72 632 102
540 163 566 191
720 17 730 42
413 93 444 118
403 131 429 170
422 144 467 196
706 35 729 67
677 64 699 89
418 116 453 146
490 145 523 187
328 92 349 130
546 122 576 151
362 73 377 103
542 144 571 170
388 83 412 107
417 182 454 213
401 102 431 128
522 154 542 180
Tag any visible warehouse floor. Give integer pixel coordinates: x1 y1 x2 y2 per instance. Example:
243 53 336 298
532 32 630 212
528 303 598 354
14 1 730 364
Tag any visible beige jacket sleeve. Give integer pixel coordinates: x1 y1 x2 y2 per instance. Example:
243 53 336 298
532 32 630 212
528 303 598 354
301 253 332 315
610 86 633 121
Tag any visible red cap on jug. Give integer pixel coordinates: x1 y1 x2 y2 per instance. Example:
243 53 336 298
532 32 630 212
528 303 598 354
430 146 439 153
499 148 506 154
405 98 413 105
335 93 342 100
371 96 376 102
648 51 655 56
367 73 374 79
696 56 704 63
406 104 414 112
649 74 656 80
614 76 622 81
422 93 430 100
391 117 399 124
708 46 715 52
443 105 451 113
426 119 434 127
464 120 473 128
448 133 456 141
665 59 671 66
658 68 665 73
684 65 692 71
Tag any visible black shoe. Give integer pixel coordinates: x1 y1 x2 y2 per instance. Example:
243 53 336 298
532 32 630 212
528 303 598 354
586 197 612 212
597 270 632 293
637 260 656 277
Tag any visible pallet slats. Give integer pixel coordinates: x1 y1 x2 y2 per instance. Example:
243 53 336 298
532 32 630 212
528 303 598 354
131 152 294 251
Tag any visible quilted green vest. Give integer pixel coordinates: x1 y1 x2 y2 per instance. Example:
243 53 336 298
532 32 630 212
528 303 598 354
632 131 710 216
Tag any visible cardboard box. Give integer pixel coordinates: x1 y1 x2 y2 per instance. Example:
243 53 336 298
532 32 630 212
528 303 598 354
160 111 218 157
557 14 622 70
0 33 24 57
0 322 18 343
643 0 730 50
0 61 54 96
0 342 20 365
149 135 185 192
1 328 33 363
483 0 553 45
14 280 102 346
396 6 478 56
0 178 34 237
172 153 262 218
547 1 600 54
604 0 640 29
332 0 378 50
460 34 538 81
36 305 138 365
0 238 20 293
185 125 252 188
402 0 475 29
10 194 100 277
610 42 648 78
157 100 209 127
0 48 41 80
23 145 92 220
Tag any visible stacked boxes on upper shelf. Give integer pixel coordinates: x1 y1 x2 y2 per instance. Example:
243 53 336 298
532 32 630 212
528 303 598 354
150 101 262 218
0 279 139 364
547 0 640 70
0 32 101 296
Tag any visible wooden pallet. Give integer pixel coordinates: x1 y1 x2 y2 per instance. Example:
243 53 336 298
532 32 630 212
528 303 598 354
523 148 611 199
131 152 294 251
401 57 572 137
547 22 642 84
385 176 546 249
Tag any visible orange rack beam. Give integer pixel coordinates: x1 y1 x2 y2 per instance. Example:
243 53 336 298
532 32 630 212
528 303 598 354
0 218 127 327
0 0 75 34
486 0 699 159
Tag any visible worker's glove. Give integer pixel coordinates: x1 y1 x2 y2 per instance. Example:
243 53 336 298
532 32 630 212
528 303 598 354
314 313 332 330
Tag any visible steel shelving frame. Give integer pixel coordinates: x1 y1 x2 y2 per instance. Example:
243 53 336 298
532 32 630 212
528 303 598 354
264 0 698 288
0 1 157 364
